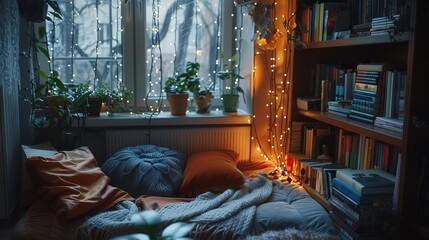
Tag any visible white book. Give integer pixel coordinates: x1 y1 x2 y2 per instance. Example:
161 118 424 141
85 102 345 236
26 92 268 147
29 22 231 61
336 169 395 196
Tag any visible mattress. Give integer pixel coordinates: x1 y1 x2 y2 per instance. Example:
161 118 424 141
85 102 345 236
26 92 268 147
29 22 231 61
12 158 335 239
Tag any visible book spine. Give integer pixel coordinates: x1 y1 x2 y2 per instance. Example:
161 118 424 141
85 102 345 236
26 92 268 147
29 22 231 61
328 105 351 114
333 186 360 206
332 177 362 203
328 109 349 118
349 113 375 124
328 196 360 222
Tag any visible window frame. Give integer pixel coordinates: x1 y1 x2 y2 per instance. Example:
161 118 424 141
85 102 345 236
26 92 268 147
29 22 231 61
41 0 253 114
124 0 249 112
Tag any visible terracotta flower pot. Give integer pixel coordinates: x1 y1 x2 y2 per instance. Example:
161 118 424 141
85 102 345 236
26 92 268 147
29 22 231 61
168 93 189 116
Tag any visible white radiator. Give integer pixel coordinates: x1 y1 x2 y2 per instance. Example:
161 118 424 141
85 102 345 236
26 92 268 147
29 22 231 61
106 126 251 161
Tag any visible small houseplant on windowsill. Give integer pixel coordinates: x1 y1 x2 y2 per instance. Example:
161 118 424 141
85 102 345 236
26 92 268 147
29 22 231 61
164 62 201 116
105 86 131 116
192 81 214 114
85 84 131 116
216 54 245 114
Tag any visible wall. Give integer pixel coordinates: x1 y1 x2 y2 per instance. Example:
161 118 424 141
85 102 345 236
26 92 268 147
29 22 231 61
250 0 295 165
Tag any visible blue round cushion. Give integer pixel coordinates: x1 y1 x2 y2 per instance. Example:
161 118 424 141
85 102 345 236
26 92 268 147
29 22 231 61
101 145 186 197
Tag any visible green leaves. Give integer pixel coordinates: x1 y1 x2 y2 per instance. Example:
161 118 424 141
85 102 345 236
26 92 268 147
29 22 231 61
164 62 201 94
113 210 194 240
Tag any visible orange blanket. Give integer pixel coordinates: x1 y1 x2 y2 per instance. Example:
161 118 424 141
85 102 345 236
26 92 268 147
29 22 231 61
26 146 134 221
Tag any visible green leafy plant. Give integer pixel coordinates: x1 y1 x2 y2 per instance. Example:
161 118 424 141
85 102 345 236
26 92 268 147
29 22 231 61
90 83 111 102
85 83 131 115
216 53 245 103
113 210 194 240
283 13 308 49
105 86 131 114
164 62 201 94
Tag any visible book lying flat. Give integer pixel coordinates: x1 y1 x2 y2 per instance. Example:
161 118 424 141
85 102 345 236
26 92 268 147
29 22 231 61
335 169 395 196
297 96 321 111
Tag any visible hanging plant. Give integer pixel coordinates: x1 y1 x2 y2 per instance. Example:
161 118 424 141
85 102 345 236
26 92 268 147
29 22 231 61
283 13 308 49
244 2 287 50
248 3 278 44
17 0 62 23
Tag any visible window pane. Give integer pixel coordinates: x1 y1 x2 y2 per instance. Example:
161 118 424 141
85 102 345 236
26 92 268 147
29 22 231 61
146 0 221 98
47 0 123 91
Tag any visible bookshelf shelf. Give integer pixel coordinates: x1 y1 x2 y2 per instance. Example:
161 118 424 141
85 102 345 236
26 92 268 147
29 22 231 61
298 110 402 147
303 32 410 49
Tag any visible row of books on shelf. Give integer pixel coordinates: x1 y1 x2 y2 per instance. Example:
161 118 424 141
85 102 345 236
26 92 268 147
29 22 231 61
337 130 401 173
300 0 410 42
353 0 405 26
287 152 398 239
301 1 350 42
290 122 401 174
296 62 406 132
286 152 398 199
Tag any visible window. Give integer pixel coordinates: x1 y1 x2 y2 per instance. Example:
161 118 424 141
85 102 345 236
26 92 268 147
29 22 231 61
47 0 123 91
46 0 252 112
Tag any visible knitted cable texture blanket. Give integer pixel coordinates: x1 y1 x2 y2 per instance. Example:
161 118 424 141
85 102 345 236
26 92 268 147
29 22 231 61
77 200 140 240
157 174 274 239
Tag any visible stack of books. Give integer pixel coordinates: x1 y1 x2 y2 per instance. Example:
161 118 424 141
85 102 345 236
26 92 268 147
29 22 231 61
370 15 400 36
374 117 403 133
297 96 321 111
349 63 385 124
327 100 352 118
328 169 395 239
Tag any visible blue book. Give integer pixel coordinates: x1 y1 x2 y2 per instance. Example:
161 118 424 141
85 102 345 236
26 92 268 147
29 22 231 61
331 177 361 205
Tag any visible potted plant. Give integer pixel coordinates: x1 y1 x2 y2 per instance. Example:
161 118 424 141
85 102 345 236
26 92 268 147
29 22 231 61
105 86 131 116
28 78 90 150
164 62 200 115
192 82 214 114
216 54 245 113
18 0 61 23
86 84 110 116
19 3 92 150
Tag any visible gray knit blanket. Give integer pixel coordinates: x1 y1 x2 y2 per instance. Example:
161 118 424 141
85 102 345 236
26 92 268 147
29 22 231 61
77 200 140 240
157 174 274 239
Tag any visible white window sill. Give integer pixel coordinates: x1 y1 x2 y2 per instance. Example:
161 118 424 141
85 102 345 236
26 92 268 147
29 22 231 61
84 109 252 127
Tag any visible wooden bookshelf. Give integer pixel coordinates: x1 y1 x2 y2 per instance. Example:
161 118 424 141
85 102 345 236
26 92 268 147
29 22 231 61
289 0 426 237
298 110 402 147
304 32 410 49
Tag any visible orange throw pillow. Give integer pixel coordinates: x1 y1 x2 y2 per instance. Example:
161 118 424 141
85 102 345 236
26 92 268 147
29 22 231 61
179 151 245 197
26 146 133 221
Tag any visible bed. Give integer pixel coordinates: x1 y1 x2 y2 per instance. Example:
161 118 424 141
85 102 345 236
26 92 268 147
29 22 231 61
12 145 338 240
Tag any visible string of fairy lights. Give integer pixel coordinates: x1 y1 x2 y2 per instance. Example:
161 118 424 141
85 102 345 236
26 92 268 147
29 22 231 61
145 0 164 114
247 0 295 175
47 0 123 91
46 0 295 173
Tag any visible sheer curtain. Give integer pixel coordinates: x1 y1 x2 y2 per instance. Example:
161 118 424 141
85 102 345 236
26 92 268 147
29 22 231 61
0 0 22 218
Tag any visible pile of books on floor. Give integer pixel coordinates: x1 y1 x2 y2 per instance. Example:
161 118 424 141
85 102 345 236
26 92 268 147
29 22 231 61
370 15 400 36
328 169 396 239
374 117 403 133
327 100 352 118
